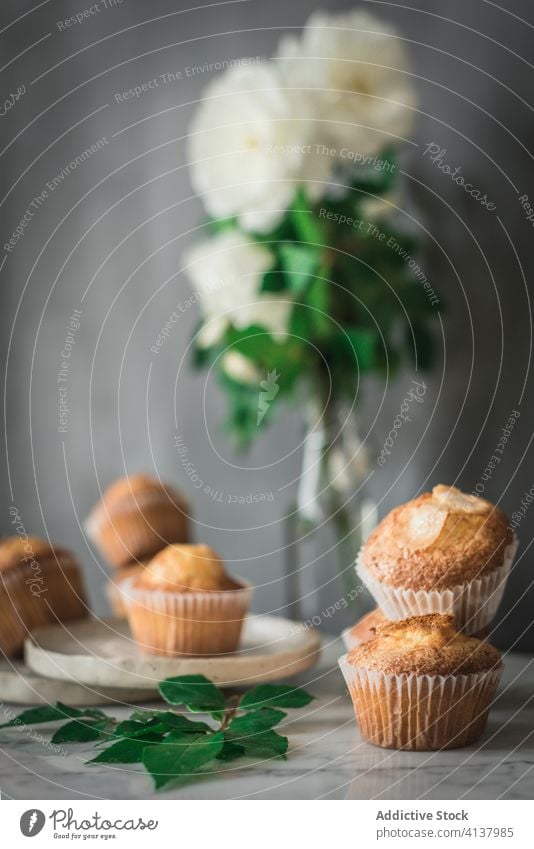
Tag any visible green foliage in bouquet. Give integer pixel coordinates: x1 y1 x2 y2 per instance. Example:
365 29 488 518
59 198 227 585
184 10 441 448
191 151 439 448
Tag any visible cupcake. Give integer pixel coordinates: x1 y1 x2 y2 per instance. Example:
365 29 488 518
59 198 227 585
120 544 252 656
339 613 502 751
342 606 490 651
342 608 386 651
106 561 147 618
356 484 517 633
0 536 88 657
85 474 191 569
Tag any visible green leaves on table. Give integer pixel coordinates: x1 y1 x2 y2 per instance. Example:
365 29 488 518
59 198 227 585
0 702 106 728
158 675 226 719
1 675 314 792
240 684 315 710
142 732 225 790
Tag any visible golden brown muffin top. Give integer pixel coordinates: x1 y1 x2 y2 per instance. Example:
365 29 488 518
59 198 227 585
347 613 501 676
134 544 239 593
362 484 513 591
94 474 188 513
0 535 74 574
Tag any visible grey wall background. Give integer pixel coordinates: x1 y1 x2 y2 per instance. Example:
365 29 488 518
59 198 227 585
1 0 533 649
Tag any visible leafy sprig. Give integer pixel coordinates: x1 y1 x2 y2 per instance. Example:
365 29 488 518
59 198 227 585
0 675 313 791
195 157 440 448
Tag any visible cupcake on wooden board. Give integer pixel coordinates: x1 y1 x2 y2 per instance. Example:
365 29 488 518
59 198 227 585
356 484 517 634
106 561 148 618
84 474 191 569
338 613 502 751
120 544 252 656
0 536 87 657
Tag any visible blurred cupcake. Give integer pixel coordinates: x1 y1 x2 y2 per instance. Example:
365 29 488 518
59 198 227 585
0 536 87 657
106 561 148 618
357 484 517 633
85 474 190 569
342 606 490 651
120 544 252 656
339 613 502 751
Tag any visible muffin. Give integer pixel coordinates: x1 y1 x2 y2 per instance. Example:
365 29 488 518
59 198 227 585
356 484 517 633
338 613 502 751
0 536 87 657
120 544 252 656
342 607 490 651
106 561 147 618
342 608 386 651
85 474 190 569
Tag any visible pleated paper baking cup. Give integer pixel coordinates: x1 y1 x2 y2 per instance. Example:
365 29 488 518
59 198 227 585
356 536 518 634
120 577 253 656
338 654 502 751
106 563 148 618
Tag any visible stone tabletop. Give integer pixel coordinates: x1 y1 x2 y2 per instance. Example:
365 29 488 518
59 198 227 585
0 640 532 800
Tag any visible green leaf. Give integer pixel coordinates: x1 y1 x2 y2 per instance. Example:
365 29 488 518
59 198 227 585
290 189 326 245
338 327 376 371
156 712 212 734
216 739 246 761
112 719 149 738
0 703 89 728
51 719 109 744
240 685 314 711
278 243 321 295
236 729 288 759
227 708 286 737
88 732 166 765
158 675 226 718
112 713 210 740
142 732 224 790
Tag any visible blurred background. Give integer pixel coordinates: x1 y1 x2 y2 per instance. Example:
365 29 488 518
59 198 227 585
1 0 533 649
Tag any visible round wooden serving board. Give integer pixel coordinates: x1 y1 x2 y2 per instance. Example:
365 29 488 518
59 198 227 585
0 659 158 706
24 615 321 690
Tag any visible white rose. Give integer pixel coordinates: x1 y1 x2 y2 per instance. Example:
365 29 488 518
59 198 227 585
278 10 416 156
188 63 329 232
184 230 293 345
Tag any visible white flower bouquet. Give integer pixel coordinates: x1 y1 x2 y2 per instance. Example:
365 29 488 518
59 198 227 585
184 9 438 447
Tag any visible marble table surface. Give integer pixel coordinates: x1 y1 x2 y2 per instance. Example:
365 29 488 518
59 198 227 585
0 639 532 800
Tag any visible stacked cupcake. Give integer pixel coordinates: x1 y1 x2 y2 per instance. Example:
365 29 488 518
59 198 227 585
85 475 252 657
339 484 517 750
85 474 191 616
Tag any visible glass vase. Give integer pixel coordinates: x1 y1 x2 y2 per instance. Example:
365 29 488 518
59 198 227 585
283 398 377 632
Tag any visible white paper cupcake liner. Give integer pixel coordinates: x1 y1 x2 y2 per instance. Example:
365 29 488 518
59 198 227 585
355 536 518 634
120 577 253 657
338 653 502 750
